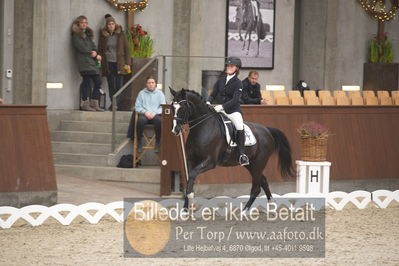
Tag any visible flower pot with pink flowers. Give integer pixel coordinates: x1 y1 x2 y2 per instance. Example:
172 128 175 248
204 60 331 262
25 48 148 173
297 121 331 161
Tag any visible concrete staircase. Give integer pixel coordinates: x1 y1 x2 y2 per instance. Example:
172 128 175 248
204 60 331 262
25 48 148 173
50 111 160 195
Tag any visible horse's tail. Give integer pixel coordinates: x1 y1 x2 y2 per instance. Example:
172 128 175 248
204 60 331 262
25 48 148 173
267 127 295 177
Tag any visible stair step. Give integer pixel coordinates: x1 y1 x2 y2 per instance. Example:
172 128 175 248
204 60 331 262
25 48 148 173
53 152 108 166
52 141 111 154
55 164 160 194
59 120 128 134
65 111 133 122
51 131 126 144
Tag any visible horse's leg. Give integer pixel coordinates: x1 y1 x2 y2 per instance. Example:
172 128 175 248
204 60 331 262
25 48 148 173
256 23 261 57
183 159 216 209
260 174 273 201
246 29 252 55
242 31 247 50
243 167 262 211
238 22 243 41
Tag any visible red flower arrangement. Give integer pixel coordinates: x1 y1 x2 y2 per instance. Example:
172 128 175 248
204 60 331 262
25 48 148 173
127 24 153 58
297 121 330 138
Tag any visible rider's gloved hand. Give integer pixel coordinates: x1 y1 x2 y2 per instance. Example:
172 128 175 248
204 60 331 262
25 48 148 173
214 105 224 112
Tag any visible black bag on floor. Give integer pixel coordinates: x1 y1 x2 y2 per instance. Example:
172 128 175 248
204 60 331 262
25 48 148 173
117 154 141 168
117 154 133 168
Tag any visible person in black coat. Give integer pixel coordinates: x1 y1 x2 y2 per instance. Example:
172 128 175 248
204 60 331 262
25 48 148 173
208 57 249 166
241 70 268 104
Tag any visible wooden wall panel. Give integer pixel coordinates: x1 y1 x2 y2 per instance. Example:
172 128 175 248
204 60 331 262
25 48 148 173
160 105 399 195
0 105 57 192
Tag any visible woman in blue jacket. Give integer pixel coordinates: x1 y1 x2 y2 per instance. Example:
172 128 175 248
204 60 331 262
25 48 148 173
134 76 166 153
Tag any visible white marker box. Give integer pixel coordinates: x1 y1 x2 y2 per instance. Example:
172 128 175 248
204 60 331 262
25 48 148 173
296 160 331 195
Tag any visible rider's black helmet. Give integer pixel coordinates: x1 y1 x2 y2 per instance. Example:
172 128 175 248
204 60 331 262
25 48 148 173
225 57 242 68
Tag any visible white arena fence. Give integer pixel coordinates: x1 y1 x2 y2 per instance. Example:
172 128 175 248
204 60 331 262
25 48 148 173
0 190 398 229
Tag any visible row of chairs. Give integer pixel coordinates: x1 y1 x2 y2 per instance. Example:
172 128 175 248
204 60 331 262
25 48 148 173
260 90 399 106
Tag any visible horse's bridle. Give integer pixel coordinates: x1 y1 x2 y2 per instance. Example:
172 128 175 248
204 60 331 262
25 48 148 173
172 99 191 125
172 99 217 131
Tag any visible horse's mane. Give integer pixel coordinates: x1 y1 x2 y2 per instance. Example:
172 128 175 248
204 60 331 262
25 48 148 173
181 89 214 112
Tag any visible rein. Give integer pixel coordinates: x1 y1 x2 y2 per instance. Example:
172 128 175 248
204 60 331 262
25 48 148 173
173 99 217 130
187 112 217 130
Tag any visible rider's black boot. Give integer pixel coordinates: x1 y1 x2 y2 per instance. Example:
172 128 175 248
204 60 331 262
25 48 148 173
237 130 249 166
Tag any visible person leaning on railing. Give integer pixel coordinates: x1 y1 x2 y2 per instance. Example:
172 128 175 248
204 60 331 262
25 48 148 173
71 15 103 111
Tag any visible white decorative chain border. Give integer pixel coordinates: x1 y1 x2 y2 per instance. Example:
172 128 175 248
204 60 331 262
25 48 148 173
0 190 398 229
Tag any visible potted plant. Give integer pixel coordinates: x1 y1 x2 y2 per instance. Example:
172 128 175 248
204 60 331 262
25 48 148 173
127 24 154 58
297 122 330 162
118 24 157 111
359 0 399 91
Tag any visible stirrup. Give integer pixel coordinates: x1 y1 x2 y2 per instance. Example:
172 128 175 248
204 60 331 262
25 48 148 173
239 154 250 166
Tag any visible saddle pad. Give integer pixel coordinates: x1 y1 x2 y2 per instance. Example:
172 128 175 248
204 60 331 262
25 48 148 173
223 121 256 147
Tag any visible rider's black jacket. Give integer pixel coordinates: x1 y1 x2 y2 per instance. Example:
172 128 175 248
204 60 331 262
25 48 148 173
208 75 243 114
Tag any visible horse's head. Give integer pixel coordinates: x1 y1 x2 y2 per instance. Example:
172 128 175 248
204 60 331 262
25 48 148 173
170 87 192 136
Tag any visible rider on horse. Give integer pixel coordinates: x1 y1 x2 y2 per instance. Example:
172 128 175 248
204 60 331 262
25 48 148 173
207 57 250 166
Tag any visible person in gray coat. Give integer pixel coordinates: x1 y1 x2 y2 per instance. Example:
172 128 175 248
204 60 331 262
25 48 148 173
71 15 103 111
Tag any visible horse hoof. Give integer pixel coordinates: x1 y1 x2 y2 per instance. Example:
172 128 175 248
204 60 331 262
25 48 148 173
268 197 275 203
240 208 249 216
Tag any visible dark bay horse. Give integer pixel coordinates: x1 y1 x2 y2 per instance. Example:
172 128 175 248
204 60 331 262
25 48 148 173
170 88 295 211
239 0 265 56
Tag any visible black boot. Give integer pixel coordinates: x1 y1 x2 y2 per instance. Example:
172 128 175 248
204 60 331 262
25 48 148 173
237 130 249 166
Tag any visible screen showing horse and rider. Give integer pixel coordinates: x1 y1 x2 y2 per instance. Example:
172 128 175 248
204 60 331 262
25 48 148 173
226 0 275 69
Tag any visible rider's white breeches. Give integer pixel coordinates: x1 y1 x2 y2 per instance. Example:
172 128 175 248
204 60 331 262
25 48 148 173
221 111 244 130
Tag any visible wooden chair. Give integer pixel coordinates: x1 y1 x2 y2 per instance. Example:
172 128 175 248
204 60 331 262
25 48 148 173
288 90 301 100
377 90 389 99
261 90 271 99
333 90 346 99
363 90 376 98
272 90 286 99
132 112 157 168
318 90 332 99
394 96 399 105
348 91 361 99
379 96 393 105
365 95 379 105
351 96 364 105
290 96 305 105
336 95 350 105
391 91 398 99
275 96 290 105
320 95 335 105
305 96 320 105
261 90 274 105
303 90 316 99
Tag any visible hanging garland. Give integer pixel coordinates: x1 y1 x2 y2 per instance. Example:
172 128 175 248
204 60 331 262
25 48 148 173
358 0 399 22
106 0 148 12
